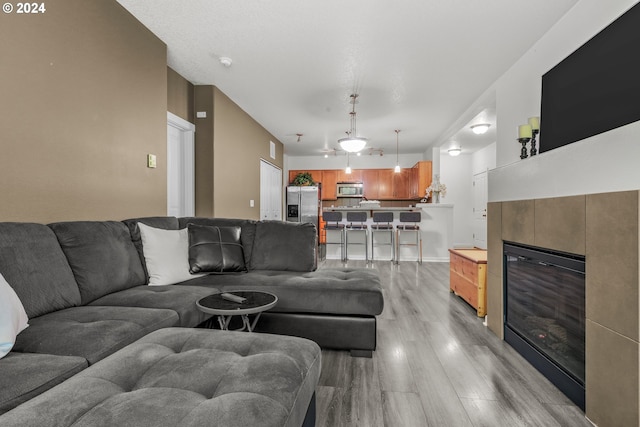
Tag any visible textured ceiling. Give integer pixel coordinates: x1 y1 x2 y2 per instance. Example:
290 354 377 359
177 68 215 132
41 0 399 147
117 0 578 157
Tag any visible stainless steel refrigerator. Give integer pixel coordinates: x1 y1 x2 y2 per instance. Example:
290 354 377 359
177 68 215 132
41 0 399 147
286 186 320 232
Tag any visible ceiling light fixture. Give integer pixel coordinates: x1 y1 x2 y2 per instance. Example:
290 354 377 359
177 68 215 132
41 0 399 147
338 94 368 153
345 153 352 174
219 57 233 67
296 133 303 143
470 124 490 135
448 147 462 157
394 130 401 173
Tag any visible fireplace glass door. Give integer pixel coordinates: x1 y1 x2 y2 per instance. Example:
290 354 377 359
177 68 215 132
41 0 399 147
504 243 585 407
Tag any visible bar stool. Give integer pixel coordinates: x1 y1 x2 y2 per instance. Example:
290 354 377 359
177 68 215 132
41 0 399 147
396 211 422 264
322 211 345 261
371 211 395 262
345 211 368 262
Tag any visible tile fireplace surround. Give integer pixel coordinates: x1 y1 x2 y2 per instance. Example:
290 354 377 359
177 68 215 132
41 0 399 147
487 191 639 427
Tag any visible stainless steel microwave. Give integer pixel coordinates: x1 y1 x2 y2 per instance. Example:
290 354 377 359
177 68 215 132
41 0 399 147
336 182 364 198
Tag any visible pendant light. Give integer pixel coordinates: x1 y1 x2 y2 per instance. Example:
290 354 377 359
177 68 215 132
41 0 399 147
338 94 368 153
345 153 352 174
394 130 401 173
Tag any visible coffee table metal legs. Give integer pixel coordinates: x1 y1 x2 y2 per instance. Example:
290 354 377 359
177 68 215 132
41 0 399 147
216 312 263 332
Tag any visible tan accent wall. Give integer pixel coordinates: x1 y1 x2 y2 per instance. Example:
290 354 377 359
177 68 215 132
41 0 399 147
0 1 167 222
487 191 640 426
167 67 194 123
193 86 283 219
194 86 215 217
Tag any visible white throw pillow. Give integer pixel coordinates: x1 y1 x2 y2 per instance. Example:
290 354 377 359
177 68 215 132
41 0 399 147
138 223 205 286
0 273 29 359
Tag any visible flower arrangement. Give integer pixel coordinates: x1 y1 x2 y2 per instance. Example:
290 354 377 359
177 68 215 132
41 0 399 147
425 174 446 202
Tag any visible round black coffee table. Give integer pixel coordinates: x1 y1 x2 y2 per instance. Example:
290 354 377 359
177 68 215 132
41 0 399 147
196 291 278 332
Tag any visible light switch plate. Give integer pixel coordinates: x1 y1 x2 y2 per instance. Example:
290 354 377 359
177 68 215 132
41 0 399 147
196 111 207 119
147 154 157 168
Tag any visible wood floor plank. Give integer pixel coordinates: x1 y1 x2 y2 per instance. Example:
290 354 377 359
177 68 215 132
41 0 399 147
381 391 428 427
315 260 588 426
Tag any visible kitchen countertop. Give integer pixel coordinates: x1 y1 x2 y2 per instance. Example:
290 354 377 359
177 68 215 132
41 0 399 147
323 206 421 211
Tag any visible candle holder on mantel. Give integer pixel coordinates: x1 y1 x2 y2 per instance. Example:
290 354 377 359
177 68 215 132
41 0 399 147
528 116 540 157
530 129 539 156
518 137 530 159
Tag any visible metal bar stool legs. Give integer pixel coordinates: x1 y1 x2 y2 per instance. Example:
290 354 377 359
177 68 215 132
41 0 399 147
345 211 369 263
371 211 395 262
396 211 422 264
322 211 346 261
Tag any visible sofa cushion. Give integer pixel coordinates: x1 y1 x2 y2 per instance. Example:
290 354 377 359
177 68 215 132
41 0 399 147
0 328 321 427
49 221 146 305
179 217 257 267
122 216 180 281
187 224 246 273
178 268 384 316
0 273 29 359
0 352 87 415
138 223 205 286
12 306 178 364
249 221 317 272
89 285 217 327
0 223 81 318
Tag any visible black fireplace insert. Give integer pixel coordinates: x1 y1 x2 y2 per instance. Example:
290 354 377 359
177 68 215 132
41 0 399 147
504 242 585 409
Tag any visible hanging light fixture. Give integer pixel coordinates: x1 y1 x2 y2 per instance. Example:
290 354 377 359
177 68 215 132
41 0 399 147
345 153 352 174
394 130 401 173
338 94 368 153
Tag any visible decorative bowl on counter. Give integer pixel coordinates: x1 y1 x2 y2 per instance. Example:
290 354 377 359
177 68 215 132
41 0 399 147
359 200 381 208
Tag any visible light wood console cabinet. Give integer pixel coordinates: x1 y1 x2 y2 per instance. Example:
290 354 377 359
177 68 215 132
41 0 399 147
449 248 487 317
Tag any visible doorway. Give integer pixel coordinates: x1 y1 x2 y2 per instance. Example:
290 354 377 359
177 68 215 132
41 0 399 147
472 170 488 248
167 112 195 217
260 160 282 220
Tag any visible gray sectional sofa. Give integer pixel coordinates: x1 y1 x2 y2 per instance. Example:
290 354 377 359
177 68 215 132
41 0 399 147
0 216 383 425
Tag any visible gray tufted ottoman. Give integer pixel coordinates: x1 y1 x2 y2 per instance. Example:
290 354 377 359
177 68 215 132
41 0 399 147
0 328 321 427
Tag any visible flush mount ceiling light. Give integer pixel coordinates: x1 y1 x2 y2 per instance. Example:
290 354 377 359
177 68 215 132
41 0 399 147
470 124 490 135
448 147 462 157
219 57 233 67
394 130 401 173
338 94 368 153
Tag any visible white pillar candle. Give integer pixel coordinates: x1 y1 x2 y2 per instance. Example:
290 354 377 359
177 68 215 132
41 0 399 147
528 116 540 130
518 124 532 139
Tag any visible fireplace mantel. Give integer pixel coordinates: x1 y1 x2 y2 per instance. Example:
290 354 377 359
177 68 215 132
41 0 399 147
487 191 639 427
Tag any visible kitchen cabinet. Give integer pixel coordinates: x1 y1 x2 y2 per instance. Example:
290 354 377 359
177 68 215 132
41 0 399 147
377 169 394 199
449 248 487 317
361 169 379 200
321 170 337 200
392 168 413 199
411 161 432 199
288 163 431 201
337 169 362 183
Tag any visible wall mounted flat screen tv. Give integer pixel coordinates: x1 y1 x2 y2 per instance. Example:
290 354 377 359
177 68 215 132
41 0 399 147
540 3 640 153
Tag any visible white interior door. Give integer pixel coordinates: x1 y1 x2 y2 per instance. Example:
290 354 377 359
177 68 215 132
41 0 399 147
260 160 282 220
472 170 488 249
167 112 195 217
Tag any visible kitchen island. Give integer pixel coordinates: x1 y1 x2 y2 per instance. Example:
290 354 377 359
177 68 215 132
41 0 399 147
322 204 453 262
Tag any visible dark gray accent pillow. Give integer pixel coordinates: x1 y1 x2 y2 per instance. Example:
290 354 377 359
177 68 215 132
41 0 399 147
187 224 246 273
249 221 317 272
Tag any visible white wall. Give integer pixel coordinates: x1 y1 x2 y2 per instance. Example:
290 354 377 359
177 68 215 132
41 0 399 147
488 0 640 201
440 143 497 247
472 142 496 175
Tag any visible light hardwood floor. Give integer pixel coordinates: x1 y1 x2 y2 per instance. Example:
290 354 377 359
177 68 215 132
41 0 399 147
316 260 592 427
